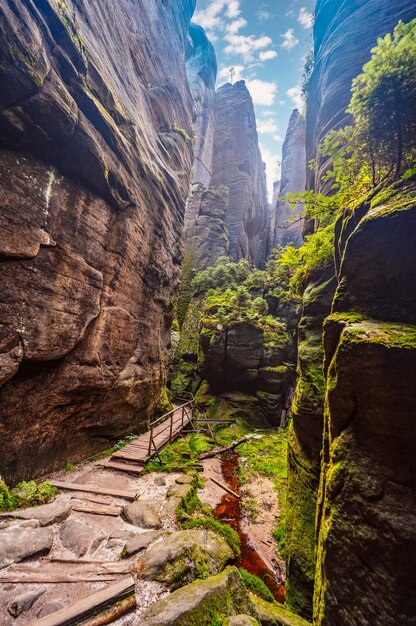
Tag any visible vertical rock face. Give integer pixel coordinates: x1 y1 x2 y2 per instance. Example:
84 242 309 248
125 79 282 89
271 110 306 248
0 0 197 483
315 183 416 626
306 0 416 192
211 81 270 266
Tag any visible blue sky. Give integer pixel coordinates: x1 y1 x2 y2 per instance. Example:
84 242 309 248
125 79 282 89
193 0 316 198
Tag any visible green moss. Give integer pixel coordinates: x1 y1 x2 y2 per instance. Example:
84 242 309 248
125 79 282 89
172 123 193 142
238 568 275 603
183 518 241 558
342 320 416 350
250 594 312 626
326 311 367 325
0 480 59 511
144 433 214 473
157 387 173 414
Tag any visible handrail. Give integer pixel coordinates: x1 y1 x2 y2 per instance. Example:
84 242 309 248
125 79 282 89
148 393 195 459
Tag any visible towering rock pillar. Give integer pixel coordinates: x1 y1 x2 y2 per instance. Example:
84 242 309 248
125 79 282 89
271 109 306 248
211 81 269 266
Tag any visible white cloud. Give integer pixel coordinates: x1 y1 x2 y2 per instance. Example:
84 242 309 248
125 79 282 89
260 143 281 200
224 34 273 62
226 17 248 35
246 79 278 106
193 0 241 32
257 118 280 135
279 100 286 106
259 50 278 62
286 85 304 109
226 0 241 18
298 7 313 29
281 28 299 50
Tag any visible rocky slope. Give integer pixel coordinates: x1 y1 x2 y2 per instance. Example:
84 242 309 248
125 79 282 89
306 0 416 193
271 110 306 248
0 0 197 483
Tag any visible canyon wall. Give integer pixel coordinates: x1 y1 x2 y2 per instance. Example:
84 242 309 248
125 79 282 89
0 0 198 483
271 109 306 248
285 0 416 623
306 0 416 193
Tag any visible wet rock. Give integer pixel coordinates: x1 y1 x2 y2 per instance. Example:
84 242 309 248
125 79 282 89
123 502 162 529
138 529 233 589
1 498 71 527
154 476 167 486
224 616 260 626
59 518 105 557
7 588 46 618
124 531 167 557
140 566 257 625
0 526 53 569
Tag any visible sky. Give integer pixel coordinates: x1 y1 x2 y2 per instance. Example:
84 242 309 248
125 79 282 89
193 0 316 199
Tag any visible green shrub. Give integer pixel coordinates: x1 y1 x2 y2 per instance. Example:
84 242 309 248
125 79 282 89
0 480 59 511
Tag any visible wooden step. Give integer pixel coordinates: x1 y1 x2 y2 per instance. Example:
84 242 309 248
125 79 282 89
26 576 134 626
49 481 137 501
99 461 144 475
72 503 122 517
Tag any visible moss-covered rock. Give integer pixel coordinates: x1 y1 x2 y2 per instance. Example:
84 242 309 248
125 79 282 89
140 566 258 625
138 529 234 588
250 594 312 626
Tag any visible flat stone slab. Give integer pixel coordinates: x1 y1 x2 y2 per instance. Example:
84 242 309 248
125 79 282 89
123 501 162 529
59 518 105 558
0 526 53 569
0 497 72 527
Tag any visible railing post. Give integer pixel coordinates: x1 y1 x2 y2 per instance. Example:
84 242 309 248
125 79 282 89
182 406 184 429
148 425 153 457
169 411 173 443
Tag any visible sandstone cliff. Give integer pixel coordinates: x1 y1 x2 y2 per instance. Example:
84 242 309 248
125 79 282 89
306 0 416 193
0 0 197 483
271 110 306 248
211 81 269 266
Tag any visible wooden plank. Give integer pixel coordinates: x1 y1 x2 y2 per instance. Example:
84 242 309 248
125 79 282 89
49 481 136 501
0 574 119 583
26 577 135 626
210 476 241 499
98 461 144 475
72 504 122 517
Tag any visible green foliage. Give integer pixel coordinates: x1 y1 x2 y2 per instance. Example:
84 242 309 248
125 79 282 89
268 224 335 298
238 567 275 603
183 518 241 558
191 257 257 293
65 462 74 471
0 480 59 511
113 434 137 451
144 433 214 472
172 122 193 142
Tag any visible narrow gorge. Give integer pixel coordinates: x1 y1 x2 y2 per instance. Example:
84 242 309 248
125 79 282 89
0 1 415 625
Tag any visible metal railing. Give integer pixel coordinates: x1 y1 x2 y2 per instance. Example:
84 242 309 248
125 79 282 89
148 392 195 461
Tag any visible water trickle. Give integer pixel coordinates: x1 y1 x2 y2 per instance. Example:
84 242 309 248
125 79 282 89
214 452 285 604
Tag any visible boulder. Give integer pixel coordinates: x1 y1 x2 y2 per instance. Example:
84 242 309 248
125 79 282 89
138 529 233 588
154 476 167 486
139 566 257 625
59 518 105 557
7 588 46 617
167 483 194 500
0 526 53 569
124 531 167 557
123 502 162 529
175 475 195 485
0 498 72 527
251 594 312 626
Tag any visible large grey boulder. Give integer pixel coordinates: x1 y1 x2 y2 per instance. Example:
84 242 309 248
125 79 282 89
0 497 72 527
59 518 105 557
138 528 233 589
123 501 162 529
140 566 257 626
0 526 53 569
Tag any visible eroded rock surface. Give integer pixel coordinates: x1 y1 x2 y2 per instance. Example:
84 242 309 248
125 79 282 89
0 526 53 569
0 0 198 483
271 110 306 248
